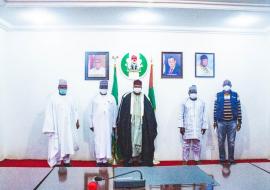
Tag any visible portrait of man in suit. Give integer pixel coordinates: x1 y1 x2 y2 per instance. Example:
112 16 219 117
162 52 183 78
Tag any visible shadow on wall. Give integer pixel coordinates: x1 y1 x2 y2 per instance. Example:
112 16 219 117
82 102 95 160
25 111 48 159
24 103 96 161
161 100 182 160
201 118 216 160
268 113 270 160
235 104 250 159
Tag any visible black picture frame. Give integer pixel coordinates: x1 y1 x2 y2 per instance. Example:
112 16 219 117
85 51 109 80
195 52 215 78
161 52 183 79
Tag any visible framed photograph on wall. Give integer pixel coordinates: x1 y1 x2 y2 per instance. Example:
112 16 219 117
195 52 215 78
161 52 183 78
85 51 109 80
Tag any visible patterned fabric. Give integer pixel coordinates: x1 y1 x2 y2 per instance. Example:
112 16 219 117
131 94 143 157
59 79 67 86
99 80 108 89
223 98 233 121
223 80 232 87
179 98 208 140
214 91 242 123
183 139 201 161
188 85 197 94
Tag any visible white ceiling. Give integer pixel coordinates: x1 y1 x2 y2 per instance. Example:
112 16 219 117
0 0 270 32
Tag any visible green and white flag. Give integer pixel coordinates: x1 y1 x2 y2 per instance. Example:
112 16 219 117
111 64 118 105
111 63 121 163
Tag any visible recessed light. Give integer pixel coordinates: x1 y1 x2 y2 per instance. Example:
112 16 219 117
125 10 161 24
226 14 260 27
19 9 57 25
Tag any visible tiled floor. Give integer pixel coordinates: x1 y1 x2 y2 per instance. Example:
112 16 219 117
251 162 270 173
0 167 51 190
199 163 270 190
0 163 269 190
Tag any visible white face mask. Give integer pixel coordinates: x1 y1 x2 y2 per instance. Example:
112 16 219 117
100 89 108 95
189 93 197 100
223 85 231 91
133 87 142 94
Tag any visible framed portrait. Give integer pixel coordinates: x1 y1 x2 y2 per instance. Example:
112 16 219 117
195 52 215 78
161 52 183 78
85 51 109 80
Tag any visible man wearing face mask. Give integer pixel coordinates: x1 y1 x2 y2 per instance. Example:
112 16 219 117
117 80 157 166
43 79 80 167
214 80 242 165
89 80 117 167
179 85 208 164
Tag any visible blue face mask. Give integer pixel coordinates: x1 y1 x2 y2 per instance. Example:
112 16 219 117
59 89 67 95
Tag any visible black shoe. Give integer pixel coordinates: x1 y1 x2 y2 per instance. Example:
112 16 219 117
140 161 153 167
123 162 132 167
195 161 201 165
183 161 188 165
105 162 112 167
220 160 226 165
63 163 71 167
229 160 236 165
96 163 103 167
101 163 109 167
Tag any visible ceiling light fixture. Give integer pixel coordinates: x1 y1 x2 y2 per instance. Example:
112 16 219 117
125 9 161 24
20 9 57 25
226 14 260 27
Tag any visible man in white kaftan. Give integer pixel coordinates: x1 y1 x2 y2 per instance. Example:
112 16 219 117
179 85 208 164
89 80 117 167
43 79 80 167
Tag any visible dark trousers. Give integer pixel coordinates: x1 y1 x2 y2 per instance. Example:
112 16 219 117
217 121 237 161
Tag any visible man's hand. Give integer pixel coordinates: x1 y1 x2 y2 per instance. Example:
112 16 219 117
213 122 218 130
180 127 185 136
76 120 80 129
201 129 206 135
90 127 94 132
237 120 241 131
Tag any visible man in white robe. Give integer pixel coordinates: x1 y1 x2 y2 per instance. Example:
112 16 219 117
43 79 80 167
89 80 117 167
179 85 208 164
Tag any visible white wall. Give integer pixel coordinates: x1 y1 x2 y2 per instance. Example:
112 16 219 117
0 28 6 161
267 31 270 160
2 30 270 161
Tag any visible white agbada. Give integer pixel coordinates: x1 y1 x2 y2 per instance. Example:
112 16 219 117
179 98 208 140
42 94 79 167
89 93 117 160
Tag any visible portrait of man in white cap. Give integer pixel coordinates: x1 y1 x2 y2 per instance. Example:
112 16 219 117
88 55 106 77
195 53 215 77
